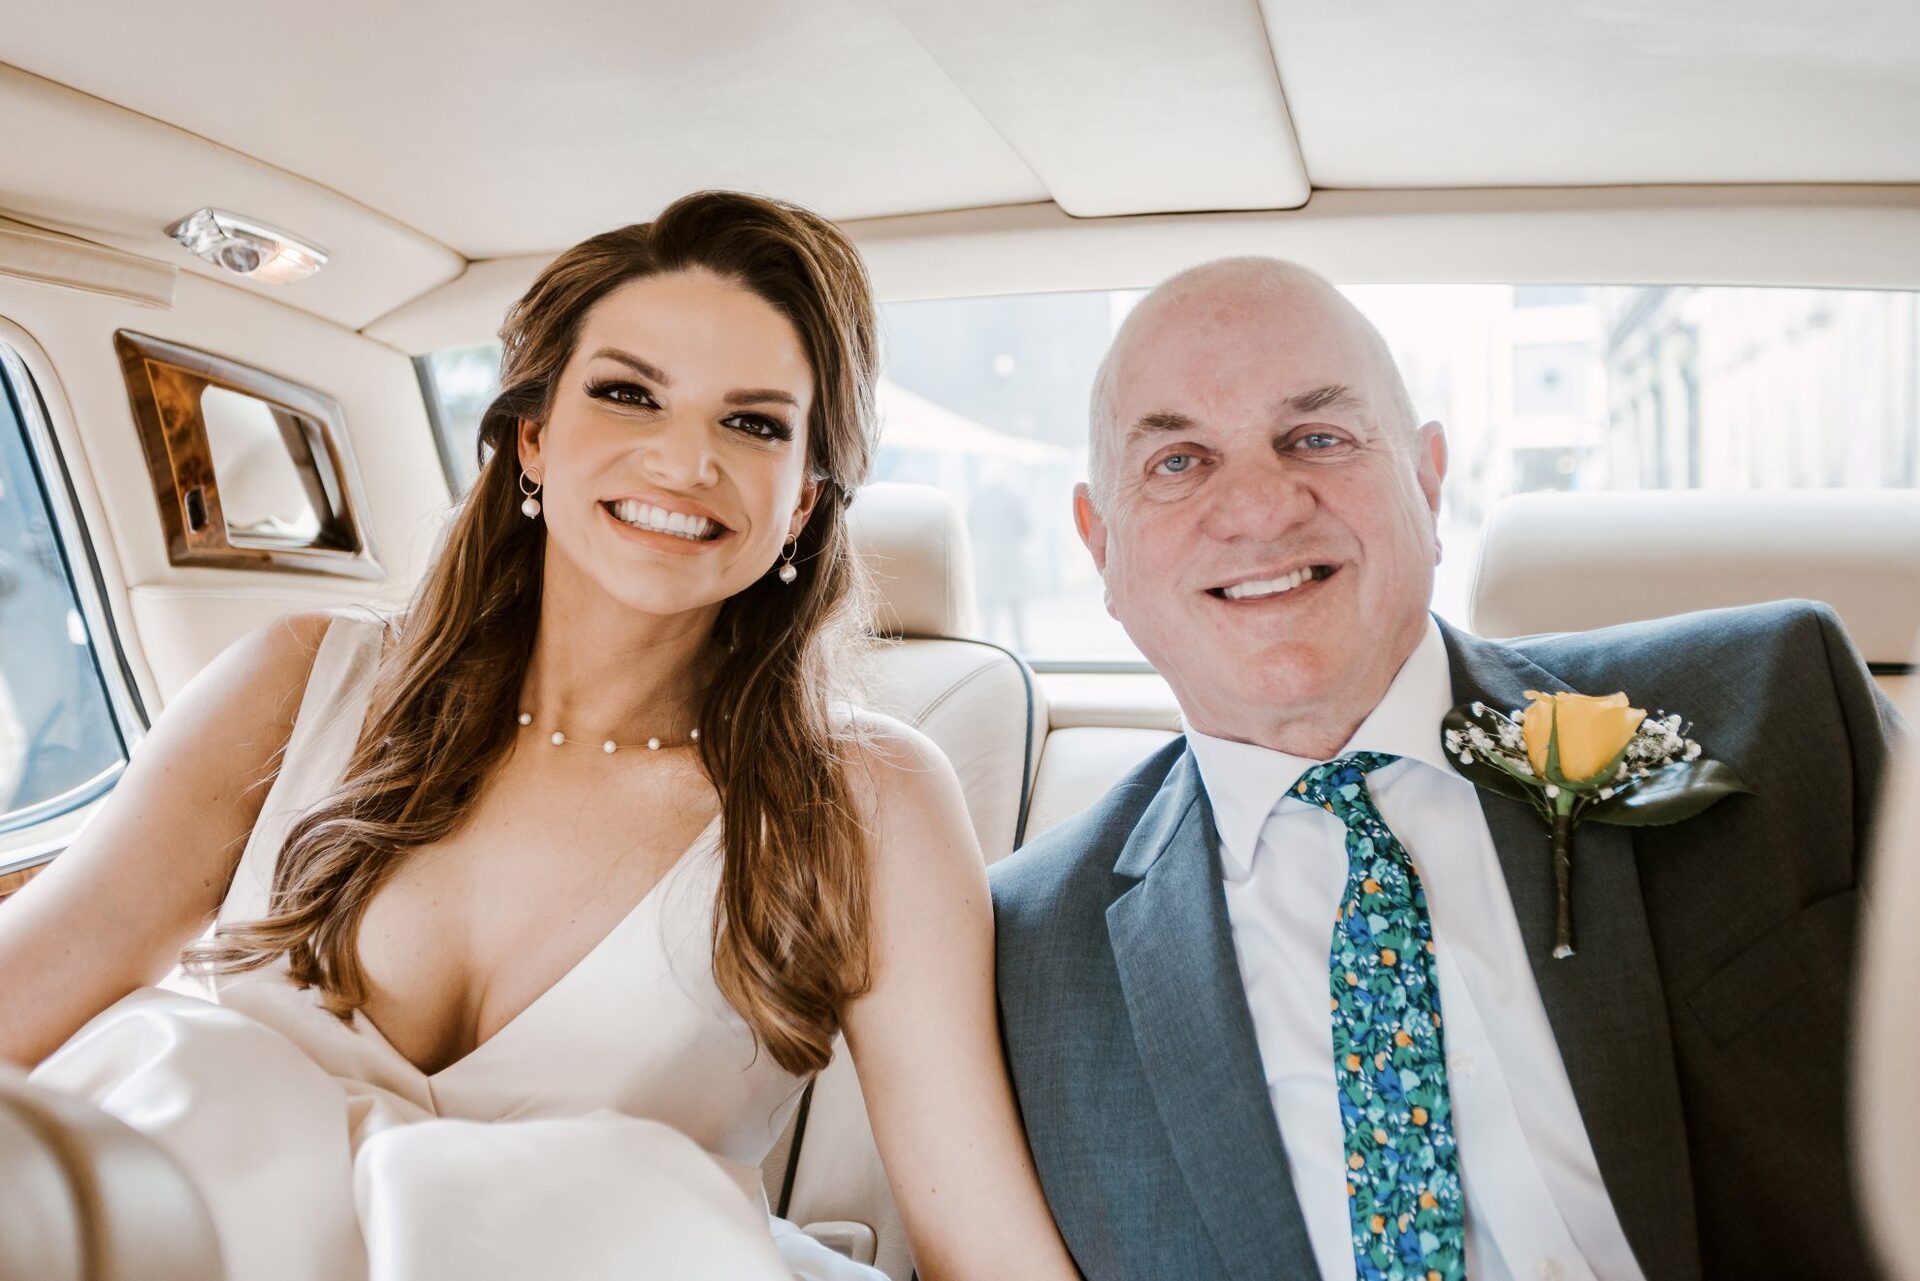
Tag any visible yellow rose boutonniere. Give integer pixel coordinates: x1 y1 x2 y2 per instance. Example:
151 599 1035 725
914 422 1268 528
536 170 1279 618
1443 690 1752 959
1522 692 1647 785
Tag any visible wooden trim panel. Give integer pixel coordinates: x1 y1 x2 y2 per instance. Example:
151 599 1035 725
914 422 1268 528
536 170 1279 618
112 331 380 580
0 864 44 903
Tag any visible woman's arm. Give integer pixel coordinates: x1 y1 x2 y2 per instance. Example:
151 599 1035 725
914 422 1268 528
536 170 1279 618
0 612 334 1067
838 715 1081 1281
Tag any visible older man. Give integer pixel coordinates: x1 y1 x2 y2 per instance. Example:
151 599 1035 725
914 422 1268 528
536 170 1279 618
991 259 1900 1281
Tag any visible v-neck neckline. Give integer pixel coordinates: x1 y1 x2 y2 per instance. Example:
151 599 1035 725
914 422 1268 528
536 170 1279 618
357 813 723 1083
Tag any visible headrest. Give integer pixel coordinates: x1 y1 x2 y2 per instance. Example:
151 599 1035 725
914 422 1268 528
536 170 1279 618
846 482 977 638
1469 490 1920 663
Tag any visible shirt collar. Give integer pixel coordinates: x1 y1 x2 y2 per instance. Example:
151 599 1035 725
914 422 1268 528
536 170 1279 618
1186 617 1455 881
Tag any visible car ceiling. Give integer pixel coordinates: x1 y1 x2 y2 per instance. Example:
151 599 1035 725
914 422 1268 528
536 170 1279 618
3 0 1918 339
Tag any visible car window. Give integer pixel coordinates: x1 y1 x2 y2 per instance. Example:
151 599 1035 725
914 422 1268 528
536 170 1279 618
419 343 501 497
422 284 1920 665
0 345 128 837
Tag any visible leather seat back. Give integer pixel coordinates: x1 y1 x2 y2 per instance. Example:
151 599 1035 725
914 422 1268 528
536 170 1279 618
1469 489 1920 723
847 482 1044 860
0 1070 221 1281
1023 672 1181 842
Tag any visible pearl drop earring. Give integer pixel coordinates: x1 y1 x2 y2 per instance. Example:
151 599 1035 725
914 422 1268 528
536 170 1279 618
519 471 543 519
776 537 799 584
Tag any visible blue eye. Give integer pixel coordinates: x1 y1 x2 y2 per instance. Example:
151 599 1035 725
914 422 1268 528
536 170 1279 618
1155 453 1195 475
1288 430 1354 456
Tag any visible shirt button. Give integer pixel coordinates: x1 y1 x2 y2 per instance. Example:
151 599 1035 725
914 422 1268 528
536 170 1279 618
1534 1259 1566 1281
1447 1052 1477 1080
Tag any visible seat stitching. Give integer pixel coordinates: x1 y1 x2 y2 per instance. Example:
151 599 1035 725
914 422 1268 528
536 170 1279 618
889 634 1039 846
912 659 1005 725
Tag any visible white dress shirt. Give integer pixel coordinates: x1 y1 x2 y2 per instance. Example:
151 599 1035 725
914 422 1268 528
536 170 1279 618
1185 621 1648 1281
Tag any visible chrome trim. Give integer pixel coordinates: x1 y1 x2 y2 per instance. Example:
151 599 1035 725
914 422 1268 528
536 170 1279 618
0 762 124 839
1027 658 1157 675
0 845 62 880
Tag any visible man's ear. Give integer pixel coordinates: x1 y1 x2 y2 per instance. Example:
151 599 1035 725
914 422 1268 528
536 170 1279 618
788 476 823 541
1073 482 1109 574
1413 420 1449 564
516 417 544 477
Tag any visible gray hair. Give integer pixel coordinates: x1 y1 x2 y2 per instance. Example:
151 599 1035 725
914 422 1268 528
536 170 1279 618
1086 256 1418 511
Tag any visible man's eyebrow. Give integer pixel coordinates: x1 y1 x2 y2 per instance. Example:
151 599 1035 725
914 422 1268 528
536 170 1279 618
589 347 671 385
1125 410 1198 443
724 388 799 408
1286 384 1364 415
1123 387 1360 442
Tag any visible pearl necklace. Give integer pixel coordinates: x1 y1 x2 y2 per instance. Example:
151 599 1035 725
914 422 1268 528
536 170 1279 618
516 711 700 755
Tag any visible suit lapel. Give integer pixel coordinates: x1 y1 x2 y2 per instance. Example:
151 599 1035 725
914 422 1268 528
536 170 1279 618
1441 621 1703 1281
1106 751 1316 1281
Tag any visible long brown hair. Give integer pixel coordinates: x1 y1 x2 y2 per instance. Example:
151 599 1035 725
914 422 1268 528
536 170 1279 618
189 191 881 1075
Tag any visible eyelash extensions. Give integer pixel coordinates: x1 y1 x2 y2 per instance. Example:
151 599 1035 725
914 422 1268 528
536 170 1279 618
583 379 793 442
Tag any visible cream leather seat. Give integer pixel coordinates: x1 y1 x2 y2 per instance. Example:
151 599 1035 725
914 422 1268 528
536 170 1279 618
1470 489 1920 722
846 481 1045 861
0 1069 221 1281
1023 674 1181 840
1857 637 1920 1280
765 482 1042 1278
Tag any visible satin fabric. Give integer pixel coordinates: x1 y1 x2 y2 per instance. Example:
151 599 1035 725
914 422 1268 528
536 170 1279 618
35 614 879 1281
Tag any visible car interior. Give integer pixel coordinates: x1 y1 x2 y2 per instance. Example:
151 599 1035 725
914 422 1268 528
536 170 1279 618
0 3 1917 1278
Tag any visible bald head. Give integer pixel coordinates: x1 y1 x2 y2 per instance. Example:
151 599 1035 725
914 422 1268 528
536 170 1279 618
1087 257 1417 510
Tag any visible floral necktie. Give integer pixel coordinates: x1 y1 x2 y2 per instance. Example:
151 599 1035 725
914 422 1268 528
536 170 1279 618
1293 752 1467 1281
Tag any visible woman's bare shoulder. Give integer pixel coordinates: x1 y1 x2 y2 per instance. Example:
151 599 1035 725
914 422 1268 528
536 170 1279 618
837 706 952 799
207 610 346 730
836 706 976 862
157 607 397 755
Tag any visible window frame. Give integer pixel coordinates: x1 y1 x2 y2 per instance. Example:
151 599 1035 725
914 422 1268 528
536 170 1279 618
0 336 147 875
416 352 481 497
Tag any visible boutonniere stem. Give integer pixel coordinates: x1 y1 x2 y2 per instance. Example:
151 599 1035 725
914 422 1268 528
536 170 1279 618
1550 802 1575 960
1444 690 1751 959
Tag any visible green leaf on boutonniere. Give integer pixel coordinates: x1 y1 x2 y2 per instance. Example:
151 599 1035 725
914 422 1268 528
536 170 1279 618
1440 704 1551 817
1583 758 1753 826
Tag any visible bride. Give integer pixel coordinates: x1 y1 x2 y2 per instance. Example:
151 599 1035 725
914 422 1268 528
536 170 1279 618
0 191 1082 1281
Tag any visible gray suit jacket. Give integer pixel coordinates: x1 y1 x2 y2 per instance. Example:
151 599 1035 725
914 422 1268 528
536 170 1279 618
992 602 1902 1281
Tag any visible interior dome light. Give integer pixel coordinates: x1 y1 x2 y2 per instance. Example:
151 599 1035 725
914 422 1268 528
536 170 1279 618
165 208 328 284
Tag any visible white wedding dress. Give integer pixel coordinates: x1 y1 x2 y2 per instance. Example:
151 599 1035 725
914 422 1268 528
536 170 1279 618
32 614 883 1281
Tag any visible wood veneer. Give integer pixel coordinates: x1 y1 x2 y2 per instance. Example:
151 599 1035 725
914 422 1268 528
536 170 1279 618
0 864 44 903
113 332 380 579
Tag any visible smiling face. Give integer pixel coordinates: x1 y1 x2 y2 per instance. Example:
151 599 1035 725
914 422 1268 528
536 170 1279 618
517 268 818 625
1078 265 1448 752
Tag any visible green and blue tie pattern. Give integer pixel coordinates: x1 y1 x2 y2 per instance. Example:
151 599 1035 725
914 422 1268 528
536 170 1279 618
1293 752 1466 1281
